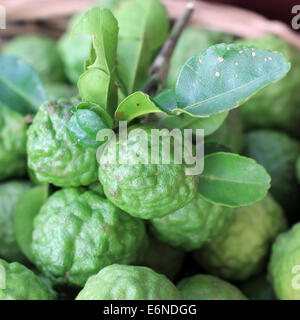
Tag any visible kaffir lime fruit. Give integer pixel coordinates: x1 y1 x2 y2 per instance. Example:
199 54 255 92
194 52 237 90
239 275 275 300
27 98 99 187
0 258 55 300
150 193 234 251
177 274 247 300
31 188 148 287
245 130 300 211
0 181 31 262
269 223 300 300
76 264 182 300
0 106 27 181
194 194 287 281
98 125 198 219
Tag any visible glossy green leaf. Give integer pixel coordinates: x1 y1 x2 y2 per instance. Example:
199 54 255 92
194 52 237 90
71 8 118 115
175 43 291 117
68 102 113 148
116 0 169 93
0 55 48 114
160 112 228 136
198 152 271 207
114 91 162 122
14 184 49 262
155 88 228 136
154 88 177 114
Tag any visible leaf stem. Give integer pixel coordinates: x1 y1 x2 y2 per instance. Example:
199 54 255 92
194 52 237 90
141 2 195 94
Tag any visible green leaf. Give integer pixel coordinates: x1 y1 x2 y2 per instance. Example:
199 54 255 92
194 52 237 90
175 43 291 117
198 152 271 207
71 8 119 115
0 55 48 114
154 88 177 113
116 0 169 93
155 88 228 136
14 184 49 262
68 102 113 148
160 112 228 136
114 91 162 122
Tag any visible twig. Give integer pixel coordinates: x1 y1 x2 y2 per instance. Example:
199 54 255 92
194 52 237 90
141 1 195 94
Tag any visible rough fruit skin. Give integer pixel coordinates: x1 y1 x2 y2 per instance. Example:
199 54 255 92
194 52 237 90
0 181 32 262
150 193 234 251
0 259 55 300
3 35 64 83
31 188 148 287
194 194 287 281
0 106 27 181
76 264 182 300
245 130 300 210
27 98 99 187
98 125 198 219
269 223 300 300
237 35 300 136
177 274 247 300
138 237 185 280
166 27 233 88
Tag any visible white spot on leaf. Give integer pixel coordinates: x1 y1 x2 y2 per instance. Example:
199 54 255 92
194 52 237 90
215 71 220 77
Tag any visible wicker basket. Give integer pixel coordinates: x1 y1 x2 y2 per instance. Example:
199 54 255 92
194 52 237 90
1 0 300 50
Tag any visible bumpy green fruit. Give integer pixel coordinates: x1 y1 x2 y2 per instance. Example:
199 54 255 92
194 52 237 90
206 110 244 154
3 35 64 83
0 259 55 300
98 125 198 219
245 130 300 210
27 99 99 187
239 275 275 300
76 264 182 300
138 237 185 280
177 274 247 300
0 106 27 181
31 188 148 287
269 223 300 300
194 194 287 281
166 27 233 88
0 181 31 262
150 193 234 251
237 35 300 135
